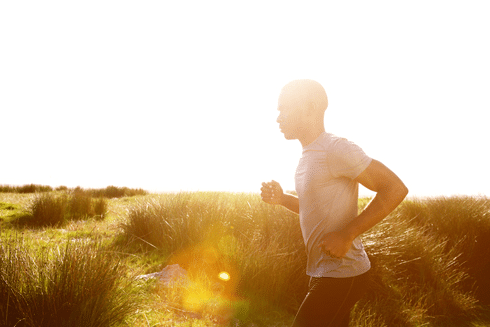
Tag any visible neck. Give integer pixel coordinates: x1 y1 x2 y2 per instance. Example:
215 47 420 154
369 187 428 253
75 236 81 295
299 125 325 148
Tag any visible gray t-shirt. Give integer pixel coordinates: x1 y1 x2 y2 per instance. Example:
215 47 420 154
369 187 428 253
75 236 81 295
295 132 372 277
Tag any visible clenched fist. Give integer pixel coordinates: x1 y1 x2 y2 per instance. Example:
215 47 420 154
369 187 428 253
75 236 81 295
260 180 284 205
317 231 354 259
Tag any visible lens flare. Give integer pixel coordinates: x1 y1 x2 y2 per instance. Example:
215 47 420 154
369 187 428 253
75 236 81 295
218 271 230 281
182 281 213 312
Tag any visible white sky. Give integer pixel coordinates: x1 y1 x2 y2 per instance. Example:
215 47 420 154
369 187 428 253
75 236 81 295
1 1 489 198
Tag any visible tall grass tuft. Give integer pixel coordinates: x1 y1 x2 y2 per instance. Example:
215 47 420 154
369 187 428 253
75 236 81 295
0 236 141 327
93 196 108 220
13 192 108 227
401 196 490 302
68 191 93 220
121 192 309 320
356 197 488 326
30 193 68 227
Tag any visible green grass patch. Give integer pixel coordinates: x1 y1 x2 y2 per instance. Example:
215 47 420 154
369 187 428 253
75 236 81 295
0 202 22 220
0 201 32 226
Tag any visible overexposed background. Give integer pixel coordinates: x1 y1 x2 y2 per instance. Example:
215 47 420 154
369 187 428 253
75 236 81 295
1 1 489 197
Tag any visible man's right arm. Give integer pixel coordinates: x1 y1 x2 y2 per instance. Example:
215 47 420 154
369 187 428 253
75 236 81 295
279 192 300 214
261 180 299 214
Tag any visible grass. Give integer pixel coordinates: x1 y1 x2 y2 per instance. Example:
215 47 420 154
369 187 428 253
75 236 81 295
0 236 141 327
6 192 109 228
1 191 490 326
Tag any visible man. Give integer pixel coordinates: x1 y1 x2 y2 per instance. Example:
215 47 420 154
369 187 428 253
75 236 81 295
261 79 408 327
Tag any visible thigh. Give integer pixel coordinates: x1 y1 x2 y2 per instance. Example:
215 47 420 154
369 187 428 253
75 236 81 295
292 272 370 327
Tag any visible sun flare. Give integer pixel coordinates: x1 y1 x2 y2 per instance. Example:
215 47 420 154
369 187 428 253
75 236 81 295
218 271 230 281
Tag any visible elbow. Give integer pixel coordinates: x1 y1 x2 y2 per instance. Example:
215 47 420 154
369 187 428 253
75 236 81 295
382 182 408 203
397 183 409 202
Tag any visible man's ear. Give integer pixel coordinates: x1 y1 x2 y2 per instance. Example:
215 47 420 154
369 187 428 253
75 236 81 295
304 102 317 117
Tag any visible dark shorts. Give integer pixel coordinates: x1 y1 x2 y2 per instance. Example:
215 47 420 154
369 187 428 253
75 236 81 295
291 271 370 327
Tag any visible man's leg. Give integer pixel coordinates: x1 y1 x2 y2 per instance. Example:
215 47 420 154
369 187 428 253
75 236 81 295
291 271 370 327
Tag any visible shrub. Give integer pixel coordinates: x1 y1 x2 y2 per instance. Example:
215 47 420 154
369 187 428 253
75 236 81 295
0 185 15 193
0 184 147 198
18 184 53 193
0 184 53 193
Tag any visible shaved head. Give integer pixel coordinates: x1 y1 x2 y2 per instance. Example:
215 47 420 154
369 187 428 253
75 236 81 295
279 79 328 114
276 79 329 146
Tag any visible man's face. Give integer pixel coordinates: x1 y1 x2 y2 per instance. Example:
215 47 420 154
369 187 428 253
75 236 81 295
276 97 304 140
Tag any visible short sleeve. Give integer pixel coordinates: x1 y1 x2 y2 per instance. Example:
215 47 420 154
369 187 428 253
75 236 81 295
327 138 372 179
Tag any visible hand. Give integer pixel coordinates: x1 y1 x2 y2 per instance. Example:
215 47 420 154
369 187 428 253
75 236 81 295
317 231 354 259
260 180 284 205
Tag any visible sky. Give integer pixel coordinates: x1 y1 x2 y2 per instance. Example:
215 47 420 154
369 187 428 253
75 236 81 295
1 1 489 198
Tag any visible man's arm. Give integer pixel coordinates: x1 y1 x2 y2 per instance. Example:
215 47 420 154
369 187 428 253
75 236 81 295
261 180 300 214
279 192 300 214
319 159 408 258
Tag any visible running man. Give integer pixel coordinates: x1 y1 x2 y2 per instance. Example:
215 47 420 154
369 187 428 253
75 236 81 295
261 79 408 327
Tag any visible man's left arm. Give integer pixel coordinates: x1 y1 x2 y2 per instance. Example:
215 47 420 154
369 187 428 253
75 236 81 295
318 159 409 258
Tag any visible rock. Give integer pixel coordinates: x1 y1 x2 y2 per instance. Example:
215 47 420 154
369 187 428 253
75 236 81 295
137 264 188 286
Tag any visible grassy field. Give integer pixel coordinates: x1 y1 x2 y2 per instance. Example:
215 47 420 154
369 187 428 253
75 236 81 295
1 188 490 326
